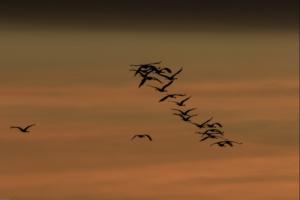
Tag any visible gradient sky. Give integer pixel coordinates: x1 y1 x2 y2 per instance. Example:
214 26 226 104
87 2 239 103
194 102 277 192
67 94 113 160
0 1 299 200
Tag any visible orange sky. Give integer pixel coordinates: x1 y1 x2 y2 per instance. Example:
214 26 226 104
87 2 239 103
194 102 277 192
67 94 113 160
0 30 298 200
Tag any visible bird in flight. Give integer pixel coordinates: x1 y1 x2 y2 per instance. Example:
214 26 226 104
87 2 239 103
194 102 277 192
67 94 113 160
192 117 214 128
158 67 183 80
131 134 153 141
148 80 174 93
10 124 35 133
195 128 224 136
199 133 223 142
171 108 196 115
210 139 242 147
138 73 162 88
169 96 191 106
159 93 186 102
173 113 197 122
206 122 223 128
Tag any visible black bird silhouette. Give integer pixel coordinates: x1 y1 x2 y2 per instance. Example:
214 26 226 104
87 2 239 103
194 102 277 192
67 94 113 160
192 117 214 128
169 96 191 106
149 80 174 92
131 134 153 141
130 62 161 77
171 108 196 115
130 68 152 77
138 74 162 88
10 124 35 133
199 133 223 142
155 67 172 74
210 139 242 147
159 67 183 80
196 128 224 136
173 113 197 122
159 93 186 102
206 122 223 128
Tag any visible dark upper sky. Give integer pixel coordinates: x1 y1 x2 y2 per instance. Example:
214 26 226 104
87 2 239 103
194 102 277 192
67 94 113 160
0 0 298 31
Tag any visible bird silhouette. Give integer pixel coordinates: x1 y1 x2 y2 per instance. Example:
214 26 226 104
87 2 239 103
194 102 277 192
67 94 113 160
210 139 242 147
131 134 153 141
148 80 174 92
196 128 224 136
169 96 191 106
10 124 35 133
159 93 186 102
173 113 197 122
206 122 223 128
192 117 214 128
159 67 183 80
155 67 172 74
199 133 223 142
171 108 196 115
138 74 162 88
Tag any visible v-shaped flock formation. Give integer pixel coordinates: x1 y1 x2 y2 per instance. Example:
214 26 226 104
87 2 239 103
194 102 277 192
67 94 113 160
130 61 242 147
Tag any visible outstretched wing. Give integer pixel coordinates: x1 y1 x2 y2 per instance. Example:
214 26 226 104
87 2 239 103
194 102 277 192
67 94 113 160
195 117 213 128
212 122 223 128
159 95 171 102
171 67 183 78
131 135 138 140
162 80 174 90
138 77 148 87
24 124 35 130
180 96 191 104
200 136 209 142
185 108 196 113
10 126 22 131
145 134 152 141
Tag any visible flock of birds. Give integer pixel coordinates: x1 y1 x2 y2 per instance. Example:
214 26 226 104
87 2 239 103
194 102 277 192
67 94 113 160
130 61 242 147
9 61 241 148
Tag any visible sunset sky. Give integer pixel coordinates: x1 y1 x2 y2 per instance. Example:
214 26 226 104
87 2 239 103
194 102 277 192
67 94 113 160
0 1 298 200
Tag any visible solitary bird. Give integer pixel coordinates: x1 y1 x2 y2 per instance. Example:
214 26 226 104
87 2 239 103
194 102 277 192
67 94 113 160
210 139 242 147
159 67 183 80
159 93 186 102
10 124 35 133
171 108 196 115
173 113 197 122
131 134 153 141
149 80 174 93
169 96 191 106
192 117 214 128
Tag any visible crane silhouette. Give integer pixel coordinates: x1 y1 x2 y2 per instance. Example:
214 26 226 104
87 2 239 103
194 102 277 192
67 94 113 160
148 80 174 92
173 113 197 122
169 96 191 106
192 117 214 128
159 93 186 102
138 74 162 88
199 133 223 142
210 139 242 147
196 128 224 136
171 108 196 115
159 67 183 80
131 134 153 141
10 124 35 133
